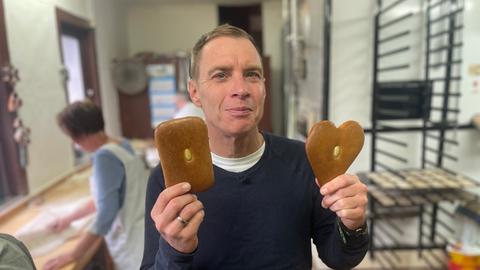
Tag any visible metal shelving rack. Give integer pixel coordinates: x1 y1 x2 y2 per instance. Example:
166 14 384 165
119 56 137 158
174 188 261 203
422 0 464 175
366 0 477 269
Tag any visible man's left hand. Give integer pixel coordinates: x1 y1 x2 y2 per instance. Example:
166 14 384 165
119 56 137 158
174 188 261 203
317 174 368 230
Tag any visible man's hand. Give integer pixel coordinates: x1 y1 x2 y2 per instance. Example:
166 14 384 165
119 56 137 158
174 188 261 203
151 182 205 253
43 253 74 270
317 174 368 230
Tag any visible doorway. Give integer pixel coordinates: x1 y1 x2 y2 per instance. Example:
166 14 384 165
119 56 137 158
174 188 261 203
56 8 101 164
56 8 101 106
218 4 263 54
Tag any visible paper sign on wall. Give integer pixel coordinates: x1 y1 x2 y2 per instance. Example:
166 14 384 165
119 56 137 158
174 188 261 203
146 64 176 128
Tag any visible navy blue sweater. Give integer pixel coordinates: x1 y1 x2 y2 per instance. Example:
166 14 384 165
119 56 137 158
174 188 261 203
141 133 368 270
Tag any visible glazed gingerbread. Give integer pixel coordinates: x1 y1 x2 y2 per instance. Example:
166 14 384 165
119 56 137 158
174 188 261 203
154 117 214 193
305 120 364 186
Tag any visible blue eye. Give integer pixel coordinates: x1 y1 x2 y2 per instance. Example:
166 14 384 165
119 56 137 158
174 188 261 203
245 71 262 82
213 72 228 81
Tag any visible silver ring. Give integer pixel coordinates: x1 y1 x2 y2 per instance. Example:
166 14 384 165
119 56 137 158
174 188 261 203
176 215 189 225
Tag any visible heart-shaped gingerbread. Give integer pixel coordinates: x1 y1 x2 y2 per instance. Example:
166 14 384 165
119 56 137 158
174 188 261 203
305 120 364 186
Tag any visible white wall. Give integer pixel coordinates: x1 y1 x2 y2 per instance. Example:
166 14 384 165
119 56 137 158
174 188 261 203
296 0 324 135
458 0 480 123
451 0 480 180
4 0 127 193
330 0 374 127
90 0 128 137
126 3 218 55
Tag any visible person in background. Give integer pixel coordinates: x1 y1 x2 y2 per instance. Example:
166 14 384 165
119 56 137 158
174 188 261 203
43 100 149 270
141 24 369 269
173 91 205 119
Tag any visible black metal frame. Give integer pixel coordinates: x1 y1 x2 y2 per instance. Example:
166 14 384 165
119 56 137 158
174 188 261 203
322 0 332 120
368 0 472 268
425 0 463 168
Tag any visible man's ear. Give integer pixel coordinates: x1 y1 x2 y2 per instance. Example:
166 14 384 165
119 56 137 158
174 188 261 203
188 79 202 107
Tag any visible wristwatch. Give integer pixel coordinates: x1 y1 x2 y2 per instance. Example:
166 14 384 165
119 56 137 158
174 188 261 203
337 219 368 244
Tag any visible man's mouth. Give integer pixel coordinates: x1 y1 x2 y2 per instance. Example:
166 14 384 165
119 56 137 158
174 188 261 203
226 106 253 116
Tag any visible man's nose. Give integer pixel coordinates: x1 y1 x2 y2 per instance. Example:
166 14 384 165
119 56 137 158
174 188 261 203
230 74 250 98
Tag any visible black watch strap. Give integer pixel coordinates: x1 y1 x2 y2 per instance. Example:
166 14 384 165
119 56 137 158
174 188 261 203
337 219 368 244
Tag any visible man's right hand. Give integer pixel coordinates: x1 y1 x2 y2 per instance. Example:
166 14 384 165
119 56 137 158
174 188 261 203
151 182 205 253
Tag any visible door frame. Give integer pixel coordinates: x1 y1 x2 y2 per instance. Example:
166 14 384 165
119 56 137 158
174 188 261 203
56 8 101 106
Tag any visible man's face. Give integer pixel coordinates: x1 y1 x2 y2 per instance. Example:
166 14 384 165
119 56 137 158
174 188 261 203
188 36 266 138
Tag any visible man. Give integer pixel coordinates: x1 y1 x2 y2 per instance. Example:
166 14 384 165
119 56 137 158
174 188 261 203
44 101 149 270
141 24 368 269
173 91 205 119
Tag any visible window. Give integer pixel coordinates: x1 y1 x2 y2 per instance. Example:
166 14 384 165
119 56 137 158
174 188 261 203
61 34 87 103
